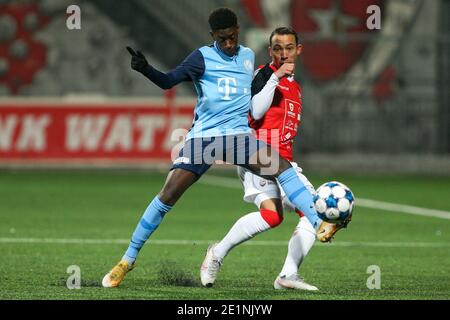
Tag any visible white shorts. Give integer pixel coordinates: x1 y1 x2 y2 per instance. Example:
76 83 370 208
237 162 316 211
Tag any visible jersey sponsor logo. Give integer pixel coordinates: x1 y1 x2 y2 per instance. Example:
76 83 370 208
285 119 295 131
217 77 237 100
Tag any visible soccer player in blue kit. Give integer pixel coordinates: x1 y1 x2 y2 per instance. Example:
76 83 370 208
102 8 339 288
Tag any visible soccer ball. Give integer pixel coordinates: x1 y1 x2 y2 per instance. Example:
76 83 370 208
313 181 355 223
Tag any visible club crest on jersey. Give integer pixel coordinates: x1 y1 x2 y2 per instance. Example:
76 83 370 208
286 101 298 118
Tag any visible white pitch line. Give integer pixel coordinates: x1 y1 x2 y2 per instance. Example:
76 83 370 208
355 198 450 220
0 237 449 248
199 175 450 220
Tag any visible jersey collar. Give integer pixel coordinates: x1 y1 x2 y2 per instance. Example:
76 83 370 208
214 41 241 61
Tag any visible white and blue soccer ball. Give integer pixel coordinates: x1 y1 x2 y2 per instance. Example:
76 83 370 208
313 181 355 223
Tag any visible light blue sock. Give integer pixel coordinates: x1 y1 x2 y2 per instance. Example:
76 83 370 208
277 167 322 229
122 196 172 264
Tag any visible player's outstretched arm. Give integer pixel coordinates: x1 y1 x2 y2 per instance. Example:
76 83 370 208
126 46 204 90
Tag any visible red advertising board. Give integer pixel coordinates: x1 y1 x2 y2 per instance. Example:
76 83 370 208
0 98 195 166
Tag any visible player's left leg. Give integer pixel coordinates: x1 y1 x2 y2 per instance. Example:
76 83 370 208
213 167 284 260
274 215 318 291
246 143 340 242
201 200 284 287
245 144 319 225
272 166 318 290
211 201 283 256
200 167 284 287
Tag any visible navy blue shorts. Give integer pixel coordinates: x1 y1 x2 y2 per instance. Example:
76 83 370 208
171 134 267 177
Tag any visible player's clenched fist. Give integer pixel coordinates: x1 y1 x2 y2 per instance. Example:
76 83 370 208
126 46 149 73
274 62 295 79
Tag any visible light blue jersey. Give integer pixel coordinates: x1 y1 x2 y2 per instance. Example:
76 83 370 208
187 43 255 140
142 42 255 140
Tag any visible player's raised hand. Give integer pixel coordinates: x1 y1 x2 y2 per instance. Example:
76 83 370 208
274 62 295 79
126 46 149 73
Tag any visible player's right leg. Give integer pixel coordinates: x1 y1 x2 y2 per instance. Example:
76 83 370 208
102 168 198 288
201 167 284 287
103 137 211 288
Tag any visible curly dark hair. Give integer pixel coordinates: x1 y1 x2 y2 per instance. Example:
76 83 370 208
208 8 238 31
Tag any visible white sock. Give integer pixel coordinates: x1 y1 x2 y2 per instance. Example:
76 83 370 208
214 211 271 259
279 217 316 277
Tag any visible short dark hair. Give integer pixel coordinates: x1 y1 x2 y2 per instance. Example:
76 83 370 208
209 8 238 31
269 27 299 46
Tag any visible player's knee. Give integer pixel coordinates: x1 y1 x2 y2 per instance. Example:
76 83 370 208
260 209 283 228
158 188 180 206
276 158 292 176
